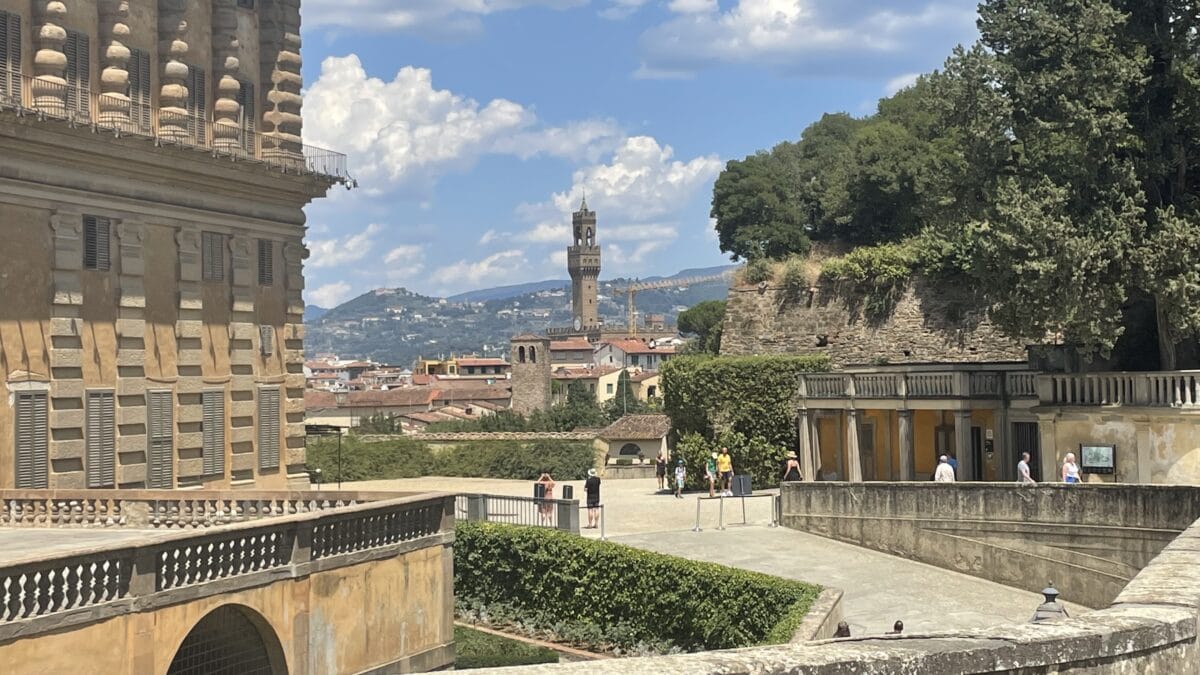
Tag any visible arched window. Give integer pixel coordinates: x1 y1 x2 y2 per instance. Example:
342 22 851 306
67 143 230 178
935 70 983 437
168 605 285 675
529 346 537 363
586 228 593 246
619 443 641 456
518 346 526 363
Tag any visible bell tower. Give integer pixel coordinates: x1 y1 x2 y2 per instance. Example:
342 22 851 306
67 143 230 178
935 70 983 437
568 197 601 331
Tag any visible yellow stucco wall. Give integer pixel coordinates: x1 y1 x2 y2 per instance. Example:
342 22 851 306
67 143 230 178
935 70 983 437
1042 411 1200 484
0 543 454 675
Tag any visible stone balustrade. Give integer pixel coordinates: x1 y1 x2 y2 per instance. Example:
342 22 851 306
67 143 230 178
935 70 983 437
798 369 1038 402
0 490 452 637
1040 370 1200 408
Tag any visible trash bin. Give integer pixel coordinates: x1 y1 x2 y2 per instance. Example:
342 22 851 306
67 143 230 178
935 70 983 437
561 484 574 500
732 475 752 496
534 482 547 500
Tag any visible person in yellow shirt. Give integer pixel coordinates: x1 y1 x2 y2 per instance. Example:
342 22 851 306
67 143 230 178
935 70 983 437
716 447 734 496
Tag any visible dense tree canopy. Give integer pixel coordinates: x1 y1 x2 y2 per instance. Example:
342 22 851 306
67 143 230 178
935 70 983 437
710 0 1200 366
677 300 726 354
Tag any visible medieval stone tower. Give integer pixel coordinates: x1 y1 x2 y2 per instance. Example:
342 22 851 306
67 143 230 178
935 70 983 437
568 198 601 330
510 334 553 414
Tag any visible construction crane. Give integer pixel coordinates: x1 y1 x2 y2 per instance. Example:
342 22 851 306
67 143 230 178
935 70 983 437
611 270 735 337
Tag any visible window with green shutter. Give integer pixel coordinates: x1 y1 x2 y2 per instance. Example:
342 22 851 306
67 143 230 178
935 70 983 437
202 231 224 281
257 387 280 471
238 80 256 154
257 239 273 285
83 215 111 271
64 29 90 121
185 65 207 144
0 11 21 104
202 390 225 476
86 391 116 488
14 391 48 489
147 390 174 489
128 47 152 133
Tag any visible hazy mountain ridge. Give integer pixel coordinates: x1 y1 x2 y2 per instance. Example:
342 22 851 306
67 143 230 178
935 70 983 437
304 265 736 365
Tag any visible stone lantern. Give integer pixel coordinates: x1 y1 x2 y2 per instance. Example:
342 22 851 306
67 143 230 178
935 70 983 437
1031 583 1070 623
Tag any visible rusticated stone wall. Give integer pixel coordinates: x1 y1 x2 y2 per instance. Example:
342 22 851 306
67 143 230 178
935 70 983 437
720 278 1027 366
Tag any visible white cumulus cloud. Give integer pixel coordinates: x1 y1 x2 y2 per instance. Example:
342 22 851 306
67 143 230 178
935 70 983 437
303 56 622 195
303 0 587 35
384 244 425 265
637 0 978 78
884 72 921 95
432 250 530 290
307 223 384 269
308 282 354 308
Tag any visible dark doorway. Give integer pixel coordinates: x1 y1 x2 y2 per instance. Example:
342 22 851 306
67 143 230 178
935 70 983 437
168 605 283 675
1013 422 1041 482
970 426 984 481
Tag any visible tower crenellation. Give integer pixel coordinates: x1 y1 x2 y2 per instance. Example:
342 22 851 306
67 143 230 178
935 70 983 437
568 197 601 331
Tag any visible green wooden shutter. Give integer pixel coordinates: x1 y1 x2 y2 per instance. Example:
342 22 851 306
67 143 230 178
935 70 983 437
14 392 48 489
128 47 152 133
257 387 280 471
83 215 111 271
257 239 273 285
86 391 115 488
147 390 174 489
0 11 20 104
64 30 90 120
202 390 225 476
237 80 256 154
202 231 224 281
186 65 207 144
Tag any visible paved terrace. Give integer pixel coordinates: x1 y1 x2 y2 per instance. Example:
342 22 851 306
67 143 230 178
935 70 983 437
345 476 1081 635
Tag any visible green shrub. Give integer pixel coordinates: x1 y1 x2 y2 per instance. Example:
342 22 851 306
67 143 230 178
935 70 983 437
780 255 811 297
454 626 559 669
307 437 595 483
741 258 773 284
820 240 919 318
454 522 820 653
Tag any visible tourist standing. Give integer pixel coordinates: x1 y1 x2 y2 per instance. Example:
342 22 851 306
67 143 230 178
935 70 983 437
946 451 959 478
1017 452 1036 485
674 460 686 499
655 454 667 491
1062 453 1082 484
782 451 801 482
705 452 718 498
717 447 735 496
584 468 601 529
535 472 556 525
934 455 956 482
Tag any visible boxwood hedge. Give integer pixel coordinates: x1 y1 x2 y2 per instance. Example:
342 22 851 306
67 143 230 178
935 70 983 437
454 522 820 652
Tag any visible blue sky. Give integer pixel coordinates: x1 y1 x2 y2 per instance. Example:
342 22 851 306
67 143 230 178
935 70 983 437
298 0 981 306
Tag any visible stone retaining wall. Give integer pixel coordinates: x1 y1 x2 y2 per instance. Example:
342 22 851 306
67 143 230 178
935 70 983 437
720 278 1026 366
460 512 1200 674
780 482 1200 608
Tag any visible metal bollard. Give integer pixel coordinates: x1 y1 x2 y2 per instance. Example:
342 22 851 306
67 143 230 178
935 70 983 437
693 497 703 532
600 505 606 541
717 496 725 531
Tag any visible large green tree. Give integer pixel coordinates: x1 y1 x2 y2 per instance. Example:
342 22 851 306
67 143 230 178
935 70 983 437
677 300 726 354
711 152 810 261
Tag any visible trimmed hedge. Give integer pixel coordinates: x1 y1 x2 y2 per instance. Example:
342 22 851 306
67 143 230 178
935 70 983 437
454 522 820 653
306 437 594 483
454 626 559 669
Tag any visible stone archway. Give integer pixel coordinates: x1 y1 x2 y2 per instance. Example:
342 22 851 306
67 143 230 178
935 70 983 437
167 604 286 675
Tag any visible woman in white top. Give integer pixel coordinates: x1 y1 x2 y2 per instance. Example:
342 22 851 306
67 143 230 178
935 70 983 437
1061 453 1082 484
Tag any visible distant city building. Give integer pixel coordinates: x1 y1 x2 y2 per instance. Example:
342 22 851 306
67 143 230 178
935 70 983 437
568 197 601 331
596 339 678 371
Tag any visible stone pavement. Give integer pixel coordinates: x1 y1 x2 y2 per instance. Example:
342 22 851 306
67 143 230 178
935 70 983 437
341 476 1083 636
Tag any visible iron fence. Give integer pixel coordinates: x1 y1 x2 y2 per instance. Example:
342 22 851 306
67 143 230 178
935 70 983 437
455 493 581 534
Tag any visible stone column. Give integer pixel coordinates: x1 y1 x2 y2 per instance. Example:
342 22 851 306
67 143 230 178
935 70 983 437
993 406 1011 481
954 410 974 481
845 409 863 483
99 0 132 128
797 409 814 482
810 413 822 480
33 1 68 115
48 212 86 488
175 229 205 485
898 409 915 481
211 0 242 152
1037 414 1058 482
262 0 304 163
282 241 309 488
158 0 190 140
229 236 256 484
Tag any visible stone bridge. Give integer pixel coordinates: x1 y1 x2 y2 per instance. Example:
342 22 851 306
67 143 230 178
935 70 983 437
0 489 455 675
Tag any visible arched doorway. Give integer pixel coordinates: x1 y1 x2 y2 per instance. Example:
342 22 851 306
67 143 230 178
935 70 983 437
168 605 286 675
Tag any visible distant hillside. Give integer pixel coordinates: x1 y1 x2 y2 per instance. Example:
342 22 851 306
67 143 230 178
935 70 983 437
304 305 328 322
304 265 736 365
447 279 569 303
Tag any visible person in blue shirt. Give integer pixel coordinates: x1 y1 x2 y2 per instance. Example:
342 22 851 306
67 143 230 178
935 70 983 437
947 452 959 477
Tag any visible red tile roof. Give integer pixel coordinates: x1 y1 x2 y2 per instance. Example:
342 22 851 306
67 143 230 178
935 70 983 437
603 339 678 355
433 386 512 402
455 357 510 368
551 339 593 352
552 366 621 380
305 388 437 410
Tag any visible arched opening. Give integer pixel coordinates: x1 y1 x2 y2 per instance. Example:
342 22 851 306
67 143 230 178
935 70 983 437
529 346 537 363
168 605 286 675
518 346 526 363
586 228 593 246
619 443 642 456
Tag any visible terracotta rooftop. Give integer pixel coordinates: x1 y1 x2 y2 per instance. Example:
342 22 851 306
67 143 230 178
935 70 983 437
455 357 510 368
305 388 437 410
598 414 672 441
552 366 621 380
551 339 594 352
628 371 659 383
433 386 512 402
404 412 445 425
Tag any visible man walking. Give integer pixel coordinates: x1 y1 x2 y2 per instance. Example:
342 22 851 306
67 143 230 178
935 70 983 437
934 455 956 482
584 468 602 528
1017 452 1036 485
674 460 686 499
705 452 718 498
717 447 734 497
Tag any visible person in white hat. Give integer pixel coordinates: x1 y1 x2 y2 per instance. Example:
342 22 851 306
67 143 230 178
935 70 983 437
584 468 602 528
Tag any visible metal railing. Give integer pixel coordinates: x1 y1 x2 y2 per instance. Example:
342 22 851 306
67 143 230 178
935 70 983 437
0 71 348 181
455 493 581 534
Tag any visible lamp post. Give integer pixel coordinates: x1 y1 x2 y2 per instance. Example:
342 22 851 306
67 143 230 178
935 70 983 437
333 392 348 488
